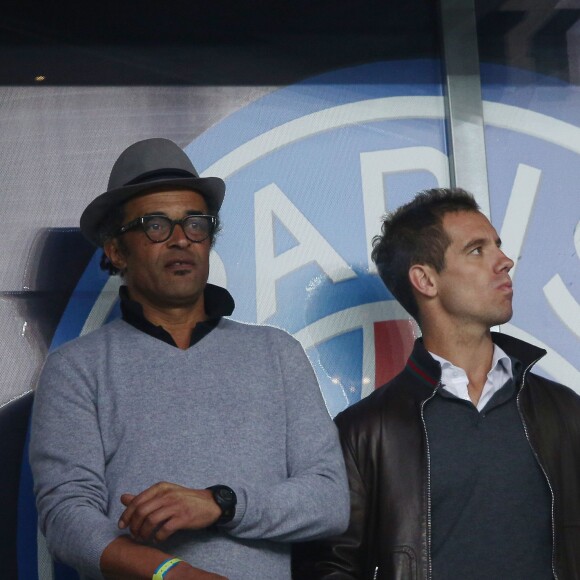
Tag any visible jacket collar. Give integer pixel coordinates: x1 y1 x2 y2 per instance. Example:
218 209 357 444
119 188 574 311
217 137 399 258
404 332 547 390
490 331 546 370
405 339 442 388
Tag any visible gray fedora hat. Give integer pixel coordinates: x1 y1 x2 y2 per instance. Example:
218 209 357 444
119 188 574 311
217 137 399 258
80 138 225 247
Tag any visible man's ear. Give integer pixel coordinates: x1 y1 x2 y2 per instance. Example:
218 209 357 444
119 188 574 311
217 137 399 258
104 238 127 272
408 264 438 298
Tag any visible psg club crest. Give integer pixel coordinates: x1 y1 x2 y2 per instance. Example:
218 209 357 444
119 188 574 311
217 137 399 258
55 60 580 417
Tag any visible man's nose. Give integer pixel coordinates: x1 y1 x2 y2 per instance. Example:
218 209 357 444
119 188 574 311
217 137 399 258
167 223 190 246
497 248 514 273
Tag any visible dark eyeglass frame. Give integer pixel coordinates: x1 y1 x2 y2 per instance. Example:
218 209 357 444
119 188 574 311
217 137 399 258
117 214 216 243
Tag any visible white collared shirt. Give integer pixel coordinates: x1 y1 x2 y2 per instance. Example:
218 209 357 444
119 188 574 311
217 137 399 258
429 344 513 411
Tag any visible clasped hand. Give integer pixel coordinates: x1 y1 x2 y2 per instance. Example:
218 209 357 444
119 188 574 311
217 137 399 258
118 482 222 543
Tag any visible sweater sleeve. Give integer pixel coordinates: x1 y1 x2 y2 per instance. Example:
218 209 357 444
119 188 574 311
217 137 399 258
292 418 372 579
225 330 350 542
30 349 124 579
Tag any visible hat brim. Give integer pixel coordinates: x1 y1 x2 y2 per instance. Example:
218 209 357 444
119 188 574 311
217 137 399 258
80 176 225 247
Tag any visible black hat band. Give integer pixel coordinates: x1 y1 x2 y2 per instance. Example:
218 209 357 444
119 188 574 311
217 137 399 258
124 168 196 187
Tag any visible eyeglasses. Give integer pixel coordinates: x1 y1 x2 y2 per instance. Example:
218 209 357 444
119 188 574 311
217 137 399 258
117 214 216 243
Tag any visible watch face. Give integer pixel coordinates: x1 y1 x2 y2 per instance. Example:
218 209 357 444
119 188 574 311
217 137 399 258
219 488 234 502
211 485 236 524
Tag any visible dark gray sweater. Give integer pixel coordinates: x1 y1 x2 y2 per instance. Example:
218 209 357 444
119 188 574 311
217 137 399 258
424 376 553 579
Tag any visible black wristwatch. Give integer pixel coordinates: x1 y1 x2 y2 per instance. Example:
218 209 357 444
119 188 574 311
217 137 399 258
207 485 237 525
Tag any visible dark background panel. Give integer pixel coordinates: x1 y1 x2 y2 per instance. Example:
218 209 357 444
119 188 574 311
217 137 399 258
1 0 438 85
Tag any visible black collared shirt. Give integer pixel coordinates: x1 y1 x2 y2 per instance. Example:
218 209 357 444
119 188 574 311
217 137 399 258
119 283 235 348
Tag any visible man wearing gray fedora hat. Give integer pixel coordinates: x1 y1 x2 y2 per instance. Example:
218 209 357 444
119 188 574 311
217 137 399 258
30 138 349 580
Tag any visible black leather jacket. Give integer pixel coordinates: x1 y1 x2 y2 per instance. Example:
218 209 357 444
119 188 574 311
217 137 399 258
293 333 580 580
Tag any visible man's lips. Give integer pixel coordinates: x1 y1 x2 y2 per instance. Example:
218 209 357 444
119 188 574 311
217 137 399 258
164 258 196 271
497 280 513 293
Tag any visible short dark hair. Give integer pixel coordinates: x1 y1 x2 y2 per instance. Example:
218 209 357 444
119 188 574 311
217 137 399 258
370 187 479 321
98 198 222 276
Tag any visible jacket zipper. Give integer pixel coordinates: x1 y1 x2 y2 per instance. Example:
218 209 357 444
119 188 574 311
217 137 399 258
516 355 558 580
420 384 440 580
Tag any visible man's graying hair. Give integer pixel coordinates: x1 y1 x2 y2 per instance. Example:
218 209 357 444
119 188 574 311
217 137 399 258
97 196 222 276
370 187 480 322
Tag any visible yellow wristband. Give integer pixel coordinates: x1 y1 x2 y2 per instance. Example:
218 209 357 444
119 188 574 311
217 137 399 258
152 557 182 580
